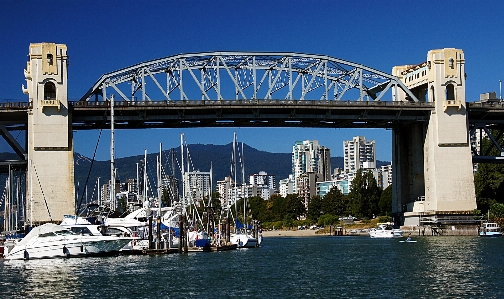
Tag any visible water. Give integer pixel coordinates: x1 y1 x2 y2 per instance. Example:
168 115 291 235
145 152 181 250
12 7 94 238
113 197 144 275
2 236 504 298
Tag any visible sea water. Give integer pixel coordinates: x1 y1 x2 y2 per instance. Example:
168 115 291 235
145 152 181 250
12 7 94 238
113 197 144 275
1 236 503 298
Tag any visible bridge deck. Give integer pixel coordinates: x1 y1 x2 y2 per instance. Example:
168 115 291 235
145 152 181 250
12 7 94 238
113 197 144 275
4 100 504 129
71 100 433 129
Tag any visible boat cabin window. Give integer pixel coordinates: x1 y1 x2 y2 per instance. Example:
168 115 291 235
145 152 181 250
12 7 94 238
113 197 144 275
38 232 57 237
55 229 73 236
106 228 127 236
70 227 93 235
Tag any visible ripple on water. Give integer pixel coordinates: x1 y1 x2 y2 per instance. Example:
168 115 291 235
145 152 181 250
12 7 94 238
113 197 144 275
2 236 504 298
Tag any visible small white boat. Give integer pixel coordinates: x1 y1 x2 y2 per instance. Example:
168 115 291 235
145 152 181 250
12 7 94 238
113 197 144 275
479 222 502 237
3 223 132 260
230 231 258 248
369 223 403 238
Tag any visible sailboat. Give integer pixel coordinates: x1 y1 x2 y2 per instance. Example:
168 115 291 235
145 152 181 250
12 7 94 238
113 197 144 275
228 133 259 248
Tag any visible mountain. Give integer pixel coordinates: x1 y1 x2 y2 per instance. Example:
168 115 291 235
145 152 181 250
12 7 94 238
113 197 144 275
73 143 390 196
74 143 293 192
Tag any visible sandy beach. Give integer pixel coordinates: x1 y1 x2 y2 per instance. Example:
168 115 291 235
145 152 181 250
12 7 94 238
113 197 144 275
261 229 330 237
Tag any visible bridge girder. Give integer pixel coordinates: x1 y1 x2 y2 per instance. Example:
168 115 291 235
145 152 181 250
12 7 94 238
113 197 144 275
71 99 432 130
80 52 419 103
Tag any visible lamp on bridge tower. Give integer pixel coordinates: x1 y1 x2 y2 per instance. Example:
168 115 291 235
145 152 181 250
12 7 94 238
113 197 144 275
24 42 75 224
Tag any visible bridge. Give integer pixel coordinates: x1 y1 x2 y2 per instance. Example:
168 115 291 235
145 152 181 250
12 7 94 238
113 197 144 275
2 43 503 227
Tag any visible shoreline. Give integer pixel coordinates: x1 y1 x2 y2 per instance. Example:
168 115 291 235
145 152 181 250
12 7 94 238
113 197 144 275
261 229 331 237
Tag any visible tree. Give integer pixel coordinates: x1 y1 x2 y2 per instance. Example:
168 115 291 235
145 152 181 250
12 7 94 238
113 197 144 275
348 169 382 219
248 196 266 221
321 187 348 217
307 195 322 221
285 193 306 220
318 214 337 226
209 191 222 213
378 185 392 216
489 202 504 227
269 194 287 222
474 129 504 213
475 163 504 213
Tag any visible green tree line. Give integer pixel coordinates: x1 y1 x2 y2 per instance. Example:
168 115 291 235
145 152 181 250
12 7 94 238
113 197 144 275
230 169 392 229
474 129 504 226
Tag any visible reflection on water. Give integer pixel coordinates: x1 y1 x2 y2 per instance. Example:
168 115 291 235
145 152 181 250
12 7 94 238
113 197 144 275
5 258 82 299
422 237 482 297
2 236 504 298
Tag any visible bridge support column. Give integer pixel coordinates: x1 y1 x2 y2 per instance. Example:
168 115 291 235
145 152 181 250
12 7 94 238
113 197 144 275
392 122 426 225
393 48 476 226
24 43 75 224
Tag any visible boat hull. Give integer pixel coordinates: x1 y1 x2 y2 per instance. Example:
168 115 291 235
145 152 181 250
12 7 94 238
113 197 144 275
230 233 258 248
4 224 132 261
479 232 502 237
5 237 132 260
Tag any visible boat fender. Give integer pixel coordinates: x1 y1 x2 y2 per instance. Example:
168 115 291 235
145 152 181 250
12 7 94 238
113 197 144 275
23 249 29 260
63 246 70 258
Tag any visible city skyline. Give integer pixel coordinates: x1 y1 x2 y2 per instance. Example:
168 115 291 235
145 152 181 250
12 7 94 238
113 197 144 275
1 1 504 162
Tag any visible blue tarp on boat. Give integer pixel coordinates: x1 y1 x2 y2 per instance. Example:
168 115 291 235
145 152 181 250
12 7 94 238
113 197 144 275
159 223 180 237
235 220 252 230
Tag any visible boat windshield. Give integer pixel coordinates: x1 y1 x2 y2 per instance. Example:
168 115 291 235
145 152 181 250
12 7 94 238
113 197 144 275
70 227 94 235
54 229 74 236
38 229 74 237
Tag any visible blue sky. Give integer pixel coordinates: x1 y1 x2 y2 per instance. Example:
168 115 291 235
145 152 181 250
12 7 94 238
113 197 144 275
1 1 504 162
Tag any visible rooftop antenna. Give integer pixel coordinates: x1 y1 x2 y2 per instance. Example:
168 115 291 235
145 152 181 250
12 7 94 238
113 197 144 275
500 80 502 100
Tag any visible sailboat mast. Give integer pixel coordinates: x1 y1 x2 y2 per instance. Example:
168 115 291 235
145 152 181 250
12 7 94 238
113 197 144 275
3 177 8 232
208 162 213 207
110 94 115 211
135 163 138 198
8 164 12 231
29 159 33 227
158 143 162 213
180 134 186 215
97 177 101 207
233 132 237 215
143 149 148 204
242 142 246 226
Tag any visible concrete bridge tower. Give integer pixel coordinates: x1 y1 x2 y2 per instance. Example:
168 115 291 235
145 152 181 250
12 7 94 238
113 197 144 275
23 43 75 223
392 48 476 226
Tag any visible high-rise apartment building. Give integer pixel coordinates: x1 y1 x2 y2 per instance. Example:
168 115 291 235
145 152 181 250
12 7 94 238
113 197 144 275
291 140 332 194
279 175 294 198
216 176 247 208
183 170 211 205
343 136 376 174
248 171 276 200
378 164 393 190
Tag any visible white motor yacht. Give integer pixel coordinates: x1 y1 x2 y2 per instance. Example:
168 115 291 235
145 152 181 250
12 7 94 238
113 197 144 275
479 222 502 237
3 223 132 260
369 223 403 238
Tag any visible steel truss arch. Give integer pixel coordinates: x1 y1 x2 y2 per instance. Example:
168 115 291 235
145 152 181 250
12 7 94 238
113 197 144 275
79 52 418 103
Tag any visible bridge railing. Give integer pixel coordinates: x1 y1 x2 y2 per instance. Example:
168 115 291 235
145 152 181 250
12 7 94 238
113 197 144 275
71 99 434 108
468 101 504 109
0 101 32 109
